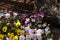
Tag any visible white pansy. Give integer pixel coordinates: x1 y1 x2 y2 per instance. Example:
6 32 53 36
22 30 25 34
31 34 37 40
31 18 35 22
36 29 44 40
19 35 25 40
36 29 44 35
26 35 31 40
37 35 42 40
7 23 10 25
24 26 30 32
29 29 35 35
38 24 42 27
5 13 10 18
42 22 47 27
20 25 25 29
45 27 51 36
36 29 43 40
13 12 18 18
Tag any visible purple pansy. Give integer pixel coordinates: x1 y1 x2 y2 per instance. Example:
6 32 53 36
34 12 44 18
1 16 5 19
34 14 38 18
37 12 44 18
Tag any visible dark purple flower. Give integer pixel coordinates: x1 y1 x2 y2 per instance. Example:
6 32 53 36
1 16 5 19
10 12 14 17
17 13 22 16
10 19 14 25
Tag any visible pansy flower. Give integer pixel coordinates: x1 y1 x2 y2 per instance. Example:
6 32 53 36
42 22 47 28
2 26 7 32
37 12 44 18
17 29 23 35
12 35 18 40
15 20 21 28
0 34 4 40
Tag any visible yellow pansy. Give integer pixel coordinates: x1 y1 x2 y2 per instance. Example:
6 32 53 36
15 20 21 27
12 35 18 40
8 33 11 38
0 34 4 40
2 26 7 32
17 29 22 35
7 33 14 38
10 33 14 38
